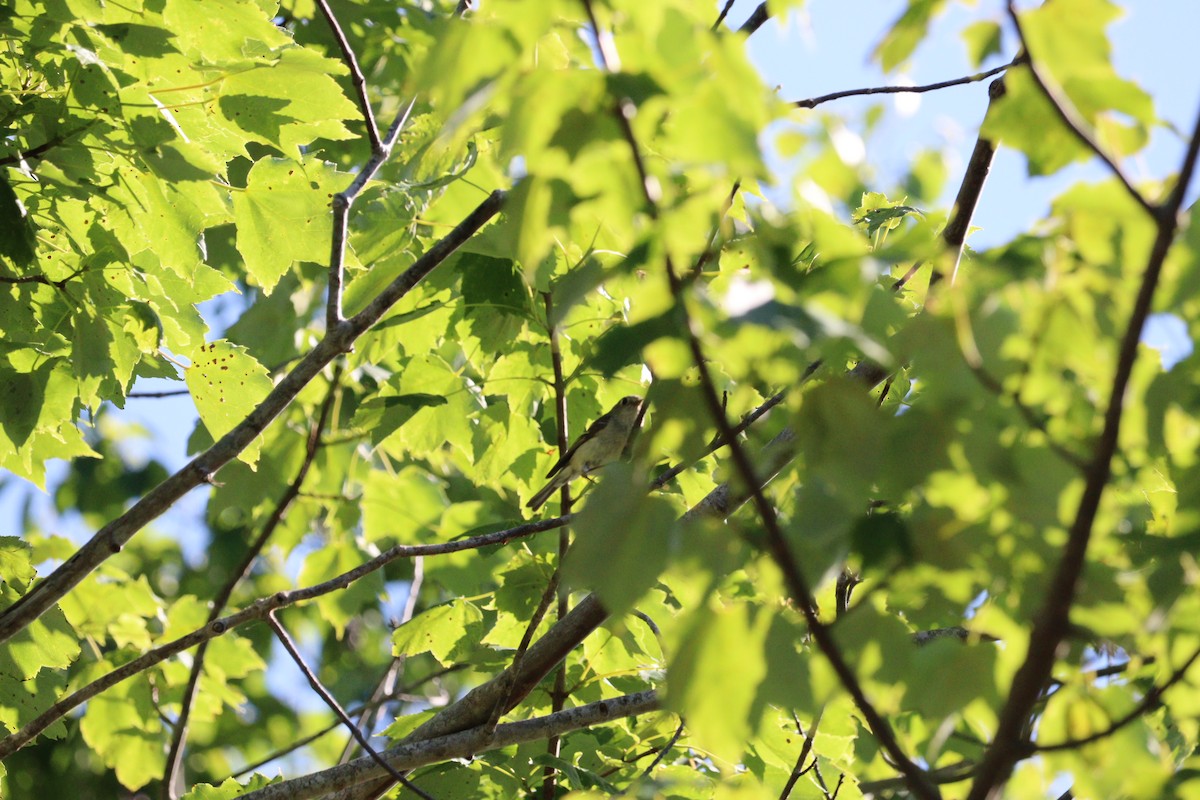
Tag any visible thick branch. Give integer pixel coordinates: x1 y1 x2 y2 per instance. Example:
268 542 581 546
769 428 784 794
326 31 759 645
0 188 505 647
238 691 661 800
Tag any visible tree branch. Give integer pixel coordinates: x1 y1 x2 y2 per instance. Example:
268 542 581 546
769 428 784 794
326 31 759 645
268 611 436 800
0 188 506 647
238 691 661 800
965 95 1200 800
326 98 417 329
793 56 1023 110
1034 646 1200 753
314 0 382 154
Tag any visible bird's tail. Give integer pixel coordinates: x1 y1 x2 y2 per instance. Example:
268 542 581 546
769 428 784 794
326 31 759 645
526 475 564 511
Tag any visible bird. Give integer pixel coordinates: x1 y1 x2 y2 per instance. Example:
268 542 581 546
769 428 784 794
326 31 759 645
526 395 643 511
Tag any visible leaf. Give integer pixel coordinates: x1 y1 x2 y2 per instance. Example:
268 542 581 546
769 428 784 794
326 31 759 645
391 599 485 665
0 175 36 267
183 340 273 468
0 584 80 680
665 603 770 764
873 0 948 71
352 394 448 448
232 156 346 293
564 463 677 616
962 20 1004 68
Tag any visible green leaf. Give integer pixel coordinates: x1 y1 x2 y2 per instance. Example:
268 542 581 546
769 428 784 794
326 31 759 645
564 463 678 616
0 584 80 680
391 599 485 665
0 175 36 267
665 602 770 764
232 156 346 292
873 0 948 71
352 393 448 448
183 339 273 467
962 20 1004 68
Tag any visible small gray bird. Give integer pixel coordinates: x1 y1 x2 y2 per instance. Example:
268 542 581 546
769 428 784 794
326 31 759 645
526 396 643 511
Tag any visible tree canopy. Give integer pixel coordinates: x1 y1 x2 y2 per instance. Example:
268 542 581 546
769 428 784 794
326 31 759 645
2 1 1199 798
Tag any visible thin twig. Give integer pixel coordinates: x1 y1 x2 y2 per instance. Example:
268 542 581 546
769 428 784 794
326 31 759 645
126 388 192 398
712 0 736 31
1004 4 1155 217
314 0 382 154
326 98 417 328
793 56 1022 110
230 664 466 780
540 290 572 799
780 709 823 800
268 612 436 800
965 95 1200 800
641 718 685 776
339 557 425 764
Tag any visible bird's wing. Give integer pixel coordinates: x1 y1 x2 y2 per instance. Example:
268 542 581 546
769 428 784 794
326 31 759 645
543 406 612 478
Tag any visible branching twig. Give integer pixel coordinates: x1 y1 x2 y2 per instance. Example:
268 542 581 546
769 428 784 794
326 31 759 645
339 556 425 764
792 56 1023 110
0 188 505 648
229 664 466 780
1004 4 1155 217
268 611 436 800
326 98 417 329
965 96 1200 800
780 709 823 800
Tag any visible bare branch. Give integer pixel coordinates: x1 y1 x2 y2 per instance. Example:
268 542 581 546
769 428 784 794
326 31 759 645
793 56 1023 110
314 0 382 154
